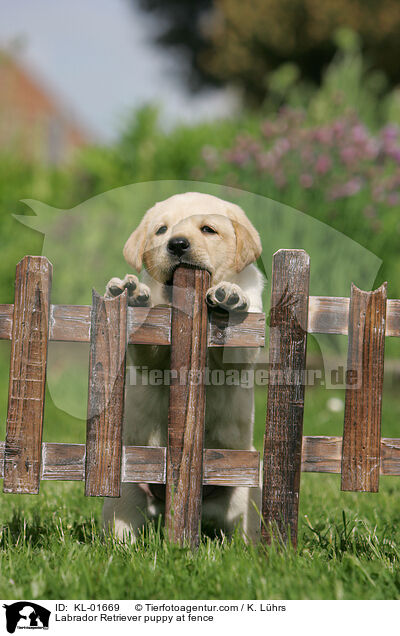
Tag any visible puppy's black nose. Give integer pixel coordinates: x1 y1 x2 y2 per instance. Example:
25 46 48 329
167 236 190 257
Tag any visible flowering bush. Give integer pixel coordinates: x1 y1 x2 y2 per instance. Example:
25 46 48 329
199 108 400 228
195 107 400 296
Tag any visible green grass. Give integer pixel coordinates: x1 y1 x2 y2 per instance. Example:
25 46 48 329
1 476 400 600
1 371 400 600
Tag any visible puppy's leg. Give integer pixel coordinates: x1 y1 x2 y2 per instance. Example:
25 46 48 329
243 485 262 543
105 274 151 307
206 282 250 312
202 486 261 543
103 484 151 542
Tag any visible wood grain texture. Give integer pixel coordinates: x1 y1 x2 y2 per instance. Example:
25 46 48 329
4 438 400 479
301 436 400 475
386 299 400 337
123 446 166 484
203 449 260 486
381 438 400 475
6 293 400 341
85 289 127 497
1 304 265 346
165 265 210 547
127 306 172 345
0 304 13 340
50 304 91 342
262 249 310 548
302 436 400 476
3 256 52 494
0 442 260 484
308 296 400 337
302 436 342 473
208 311 265 347
308 296 349 335
341 283 387 492
42 443 86 480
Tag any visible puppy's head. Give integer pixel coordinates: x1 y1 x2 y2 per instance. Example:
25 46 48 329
123 192 261 284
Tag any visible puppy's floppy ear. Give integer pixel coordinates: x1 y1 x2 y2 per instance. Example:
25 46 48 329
123 216 149 273
231 219 262 271
225 203 262 272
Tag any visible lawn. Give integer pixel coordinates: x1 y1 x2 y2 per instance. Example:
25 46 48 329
0 365 399 600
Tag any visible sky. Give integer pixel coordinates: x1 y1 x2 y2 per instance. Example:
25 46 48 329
0 0 234 141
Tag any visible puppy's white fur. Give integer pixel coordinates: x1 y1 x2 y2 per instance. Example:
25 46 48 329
103 192 264 542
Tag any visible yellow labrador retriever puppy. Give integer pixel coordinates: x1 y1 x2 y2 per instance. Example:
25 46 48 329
103 192 264 541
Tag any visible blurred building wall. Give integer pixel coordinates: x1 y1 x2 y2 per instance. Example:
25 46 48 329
0 52 90 163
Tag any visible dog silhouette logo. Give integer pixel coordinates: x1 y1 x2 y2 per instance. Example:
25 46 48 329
3 602 50 633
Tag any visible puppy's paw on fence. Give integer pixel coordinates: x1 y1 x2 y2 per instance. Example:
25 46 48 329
105 275 151 307
206 282 249 312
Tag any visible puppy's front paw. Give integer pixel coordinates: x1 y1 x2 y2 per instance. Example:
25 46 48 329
206 282 249 312
105 274 151 307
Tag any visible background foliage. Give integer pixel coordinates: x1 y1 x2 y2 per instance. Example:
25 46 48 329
1 38 399 301
133 0 400 105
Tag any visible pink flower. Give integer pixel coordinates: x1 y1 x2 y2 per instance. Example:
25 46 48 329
340 147 358 167
332 120 345 139
224 149 249 166
256 152 276 172
314 127 334 145
343 178 363 196
328 178 363 200
388 147 400 163
274 138 291 156
351 124 368 145
300 174 313 188
387 192 400 206
364 140 379 160
381 125 399 142
315 155 332 175
261 121 276 138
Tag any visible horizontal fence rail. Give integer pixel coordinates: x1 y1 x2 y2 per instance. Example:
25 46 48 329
0 443 260 486
3 296 400 341
0 304 265 347
2 437 400 480
308 296 400 336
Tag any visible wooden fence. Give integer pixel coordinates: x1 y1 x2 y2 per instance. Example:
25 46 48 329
0 250 399 548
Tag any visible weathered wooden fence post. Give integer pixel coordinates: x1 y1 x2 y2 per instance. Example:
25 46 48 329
262 249 310 548
341 283 387 492
3 256 52 494
85 289 128 497
165 265 210 547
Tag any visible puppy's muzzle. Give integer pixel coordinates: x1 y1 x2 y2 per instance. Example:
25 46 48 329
167 236 190 257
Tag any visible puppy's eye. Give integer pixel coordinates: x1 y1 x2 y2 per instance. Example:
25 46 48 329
201 225 217 234
156 225 168 235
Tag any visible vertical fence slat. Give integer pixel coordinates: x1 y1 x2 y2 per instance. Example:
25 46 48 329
85 289 127 497
3 256 52 494
262 249 310 548
341 283 387 492
165 265 210 547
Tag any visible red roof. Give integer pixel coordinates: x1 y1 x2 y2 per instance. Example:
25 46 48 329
0 52 90 163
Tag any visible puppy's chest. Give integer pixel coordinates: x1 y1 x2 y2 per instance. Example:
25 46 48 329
126 344 253 448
